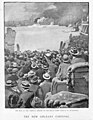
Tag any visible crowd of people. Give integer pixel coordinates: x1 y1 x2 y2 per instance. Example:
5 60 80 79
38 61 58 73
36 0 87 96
5 34 89 108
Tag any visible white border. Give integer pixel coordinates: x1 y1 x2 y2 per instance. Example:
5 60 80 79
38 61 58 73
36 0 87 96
0 0 93 120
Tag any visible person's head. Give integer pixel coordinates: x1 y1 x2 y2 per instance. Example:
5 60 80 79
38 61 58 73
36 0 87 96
12 68 18 75
45 52 51 60
69 47 80 58
28 70 36 78
69 47 78 54
31 63 38 70
30 97 43 108
21 80 31 90
37 63 42 69
9 55 14 62
84 50 89 56
30 76 38 85
23 74 28 79
6 80 13 87
52 54 56 58
8 94 19 108
54 61 60 66
62 54 70 63
12 62 18 68
18 55 24 60
5 56 9 62
7 67 12 74
43 73 51 81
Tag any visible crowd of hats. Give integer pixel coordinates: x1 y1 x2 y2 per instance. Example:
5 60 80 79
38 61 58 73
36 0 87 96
5 34 89 108
68 34 89 52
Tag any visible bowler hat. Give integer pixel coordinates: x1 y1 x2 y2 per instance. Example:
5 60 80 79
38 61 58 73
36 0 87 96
62 54 70 63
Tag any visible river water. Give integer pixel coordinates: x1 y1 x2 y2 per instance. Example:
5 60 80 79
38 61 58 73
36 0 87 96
9 25 80 52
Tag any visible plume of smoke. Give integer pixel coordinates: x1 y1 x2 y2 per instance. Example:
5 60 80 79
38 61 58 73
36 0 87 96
58 3 88 25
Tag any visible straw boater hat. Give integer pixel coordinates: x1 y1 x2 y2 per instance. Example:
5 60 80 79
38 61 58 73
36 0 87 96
42 65 48 70
5 80 16 87
12 62 18 68
30 76 38 84
46 53 51 57
62 54 70 63
31 63 37 69
28 70 36 77
23 74 28 79
21 81 31 89
5 80 12 87
7 67 12 73
12 68 18 73
37 63 43 68
69 47 79 56
43 73 51 80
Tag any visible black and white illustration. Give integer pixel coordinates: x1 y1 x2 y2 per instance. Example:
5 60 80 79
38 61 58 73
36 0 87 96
4 2 89 108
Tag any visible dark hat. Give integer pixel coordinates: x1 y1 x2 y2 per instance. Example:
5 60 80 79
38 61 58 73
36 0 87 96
69 47 79 56
30 76 38 84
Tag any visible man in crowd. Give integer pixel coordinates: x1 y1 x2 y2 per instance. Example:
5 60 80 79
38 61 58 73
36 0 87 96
56 54 71 80
40 72 51 100
44 55 57 79
7 68 19 82
51 54 71 94
5 36 89 108
69 47 86 64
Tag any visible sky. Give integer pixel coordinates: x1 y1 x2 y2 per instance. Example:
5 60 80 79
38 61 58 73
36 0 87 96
5 2 57 21
5 2 88 22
